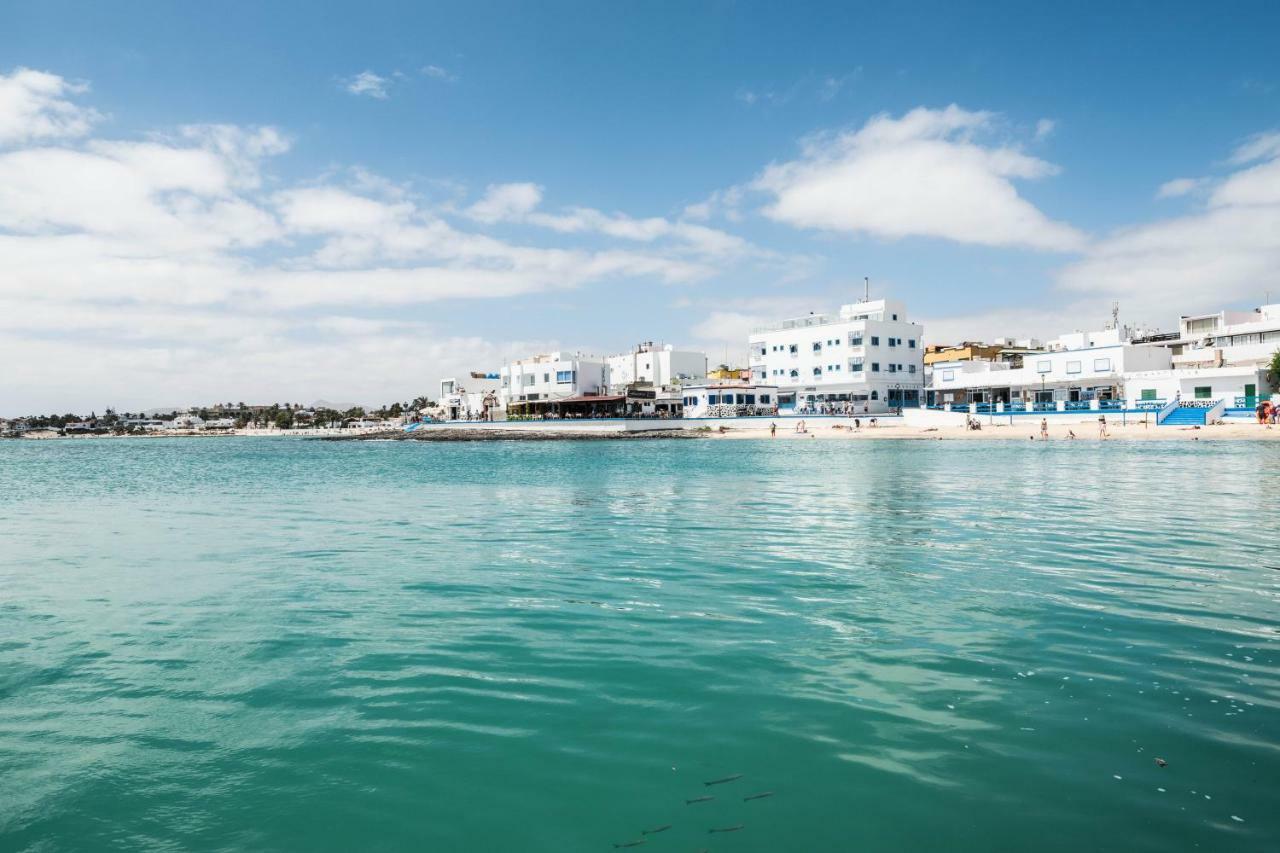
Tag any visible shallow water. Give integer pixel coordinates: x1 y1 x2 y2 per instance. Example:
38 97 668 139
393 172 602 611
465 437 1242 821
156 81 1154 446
1 437 1277 851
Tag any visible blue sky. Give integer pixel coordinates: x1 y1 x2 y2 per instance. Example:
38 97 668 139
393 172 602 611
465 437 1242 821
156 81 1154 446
2 1 1279 412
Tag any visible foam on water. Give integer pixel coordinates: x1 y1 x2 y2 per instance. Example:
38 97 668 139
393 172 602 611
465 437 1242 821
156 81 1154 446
1 437 1277 851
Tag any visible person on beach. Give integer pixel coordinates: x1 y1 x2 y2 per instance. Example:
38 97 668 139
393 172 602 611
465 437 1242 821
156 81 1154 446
770 422 776 438
1257 400 1268 424
1098 414 1108 439
1040 418 1049 440
1067 428 1077 439
854 418 861 430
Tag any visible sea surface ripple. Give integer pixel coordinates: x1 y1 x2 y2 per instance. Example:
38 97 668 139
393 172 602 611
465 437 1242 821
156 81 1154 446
1 437 1277 851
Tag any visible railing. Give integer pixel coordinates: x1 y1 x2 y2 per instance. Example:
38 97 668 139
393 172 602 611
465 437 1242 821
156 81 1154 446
1204 398 1227 423
1064 400 1091 411
1233 395 1263 408
1156 394 1181 425
1132 398 1167 410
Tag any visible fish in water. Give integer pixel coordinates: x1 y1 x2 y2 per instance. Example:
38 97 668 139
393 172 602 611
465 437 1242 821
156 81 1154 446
612 841 646 849
686 796 715 805
704 773 744 787
709 825 744 834
1155 758 1168 767
743 791 774 801
641 825 671 835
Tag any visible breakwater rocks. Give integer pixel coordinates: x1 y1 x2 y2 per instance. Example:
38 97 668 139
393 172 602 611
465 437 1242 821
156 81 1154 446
321 428 707 442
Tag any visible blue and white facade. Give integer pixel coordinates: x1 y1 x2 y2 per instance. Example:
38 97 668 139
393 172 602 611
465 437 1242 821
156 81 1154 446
928 326 1171 406
747 298 924 413
682 383 779 418
498 352 607 410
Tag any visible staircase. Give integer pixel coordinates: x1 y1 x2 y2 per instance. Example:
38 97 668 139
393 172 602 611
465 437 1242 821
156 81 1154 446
1161 405 1207 426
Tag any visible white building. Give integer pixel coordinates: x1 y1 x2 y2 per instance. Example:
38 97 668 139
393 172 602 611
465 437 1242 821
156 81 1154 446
748 298 924 413
604 342 707 392
498 351 607 416
167 414 205 430
929 325 1172 407
682 383 779 418
1121 304 1280 407
439 373 503 421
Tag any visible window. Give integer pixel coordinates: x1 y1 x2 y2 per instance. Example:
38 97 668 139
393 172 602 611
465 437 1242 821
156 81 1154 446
1036 360 1052 373
908 339 916 348
941 369 956 381
871 362 881 372
708 394 719 404
1245 383 1257 398
888 364 897 373
871 390 879 400
723 393 735 404
1140 388 1157 401
543 373 550 383
745 394 756 404
871 336 880 346
1194 386 1212 399
909 364 917 374
813 341 822 352
789 344 799 354
892 313 898 320
812 367 822 376
850 333 863 346
789 369 799 378
555 370 575 384
1093 358 1111 372
522 374 535 386
888 337 897 347
760 394 771 404
850 358 864 372
1066 361 1082 375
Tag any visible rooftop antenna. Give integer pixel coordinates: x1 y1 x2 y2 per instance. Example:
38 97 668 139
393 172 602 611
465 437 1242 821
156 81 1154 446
1110 301 1120 330
864 276 870 302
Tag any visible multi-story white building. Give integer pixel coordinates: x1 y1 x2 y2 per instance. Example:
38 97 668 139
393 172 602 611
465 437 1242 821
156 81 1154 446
748 298 924 412
603 342 707 392
928 325 1172 407
498 351 607 415
1122 304 1280 406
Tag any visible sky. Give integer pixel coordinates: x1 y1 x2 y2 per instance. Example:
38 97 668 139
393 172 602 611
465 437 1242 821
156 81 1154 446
1 0 1279 415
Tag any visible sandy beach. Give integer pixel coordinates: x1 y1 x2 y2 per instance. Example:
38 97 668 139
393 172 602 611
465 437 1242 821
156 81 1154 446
705 419 1280 441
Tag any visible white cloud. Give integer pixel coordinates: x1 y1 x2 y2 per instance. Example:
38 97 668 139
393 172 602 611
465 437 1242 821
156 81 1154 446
0 67 101 144
466 182 543 223
1058 132 1280 319
0 72 764 413
344 70 391 99
1155 177 1205 199
754 105 1086 252
1034 118 1056 141
463 182 755 259
1227 130 1280 165
421 65 457 82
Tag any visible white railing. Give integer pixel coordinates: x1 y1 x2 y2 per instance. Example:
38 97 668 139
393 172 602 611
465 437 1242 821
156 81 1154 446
1156 394 1181 425
1204 398 1227 424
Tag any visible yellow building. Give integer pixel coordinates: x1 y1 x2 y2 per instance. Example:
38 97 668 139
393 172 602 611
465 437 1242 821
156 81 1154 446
706 366 747 380
923 342 1006 366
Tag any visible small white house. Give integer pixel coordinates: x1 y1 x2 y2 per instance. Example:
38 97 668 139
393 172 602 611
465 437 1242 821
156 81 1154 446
167 414 204 430
682 384 779 418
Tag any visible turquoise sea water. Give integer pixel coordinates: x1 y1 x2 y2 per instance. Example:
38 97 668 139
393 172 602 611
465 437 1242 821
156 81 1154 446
1 437 1277 852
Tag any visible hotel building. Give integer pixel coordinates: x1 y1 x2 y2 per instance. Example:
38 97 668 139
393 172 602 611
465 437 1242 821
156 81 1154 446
747 298 924 412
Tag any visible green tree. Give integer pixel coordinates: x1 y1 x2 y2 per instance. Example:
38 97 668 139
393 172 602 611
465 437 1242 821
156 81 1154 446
1268 348 1280 392
274 410 294 430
